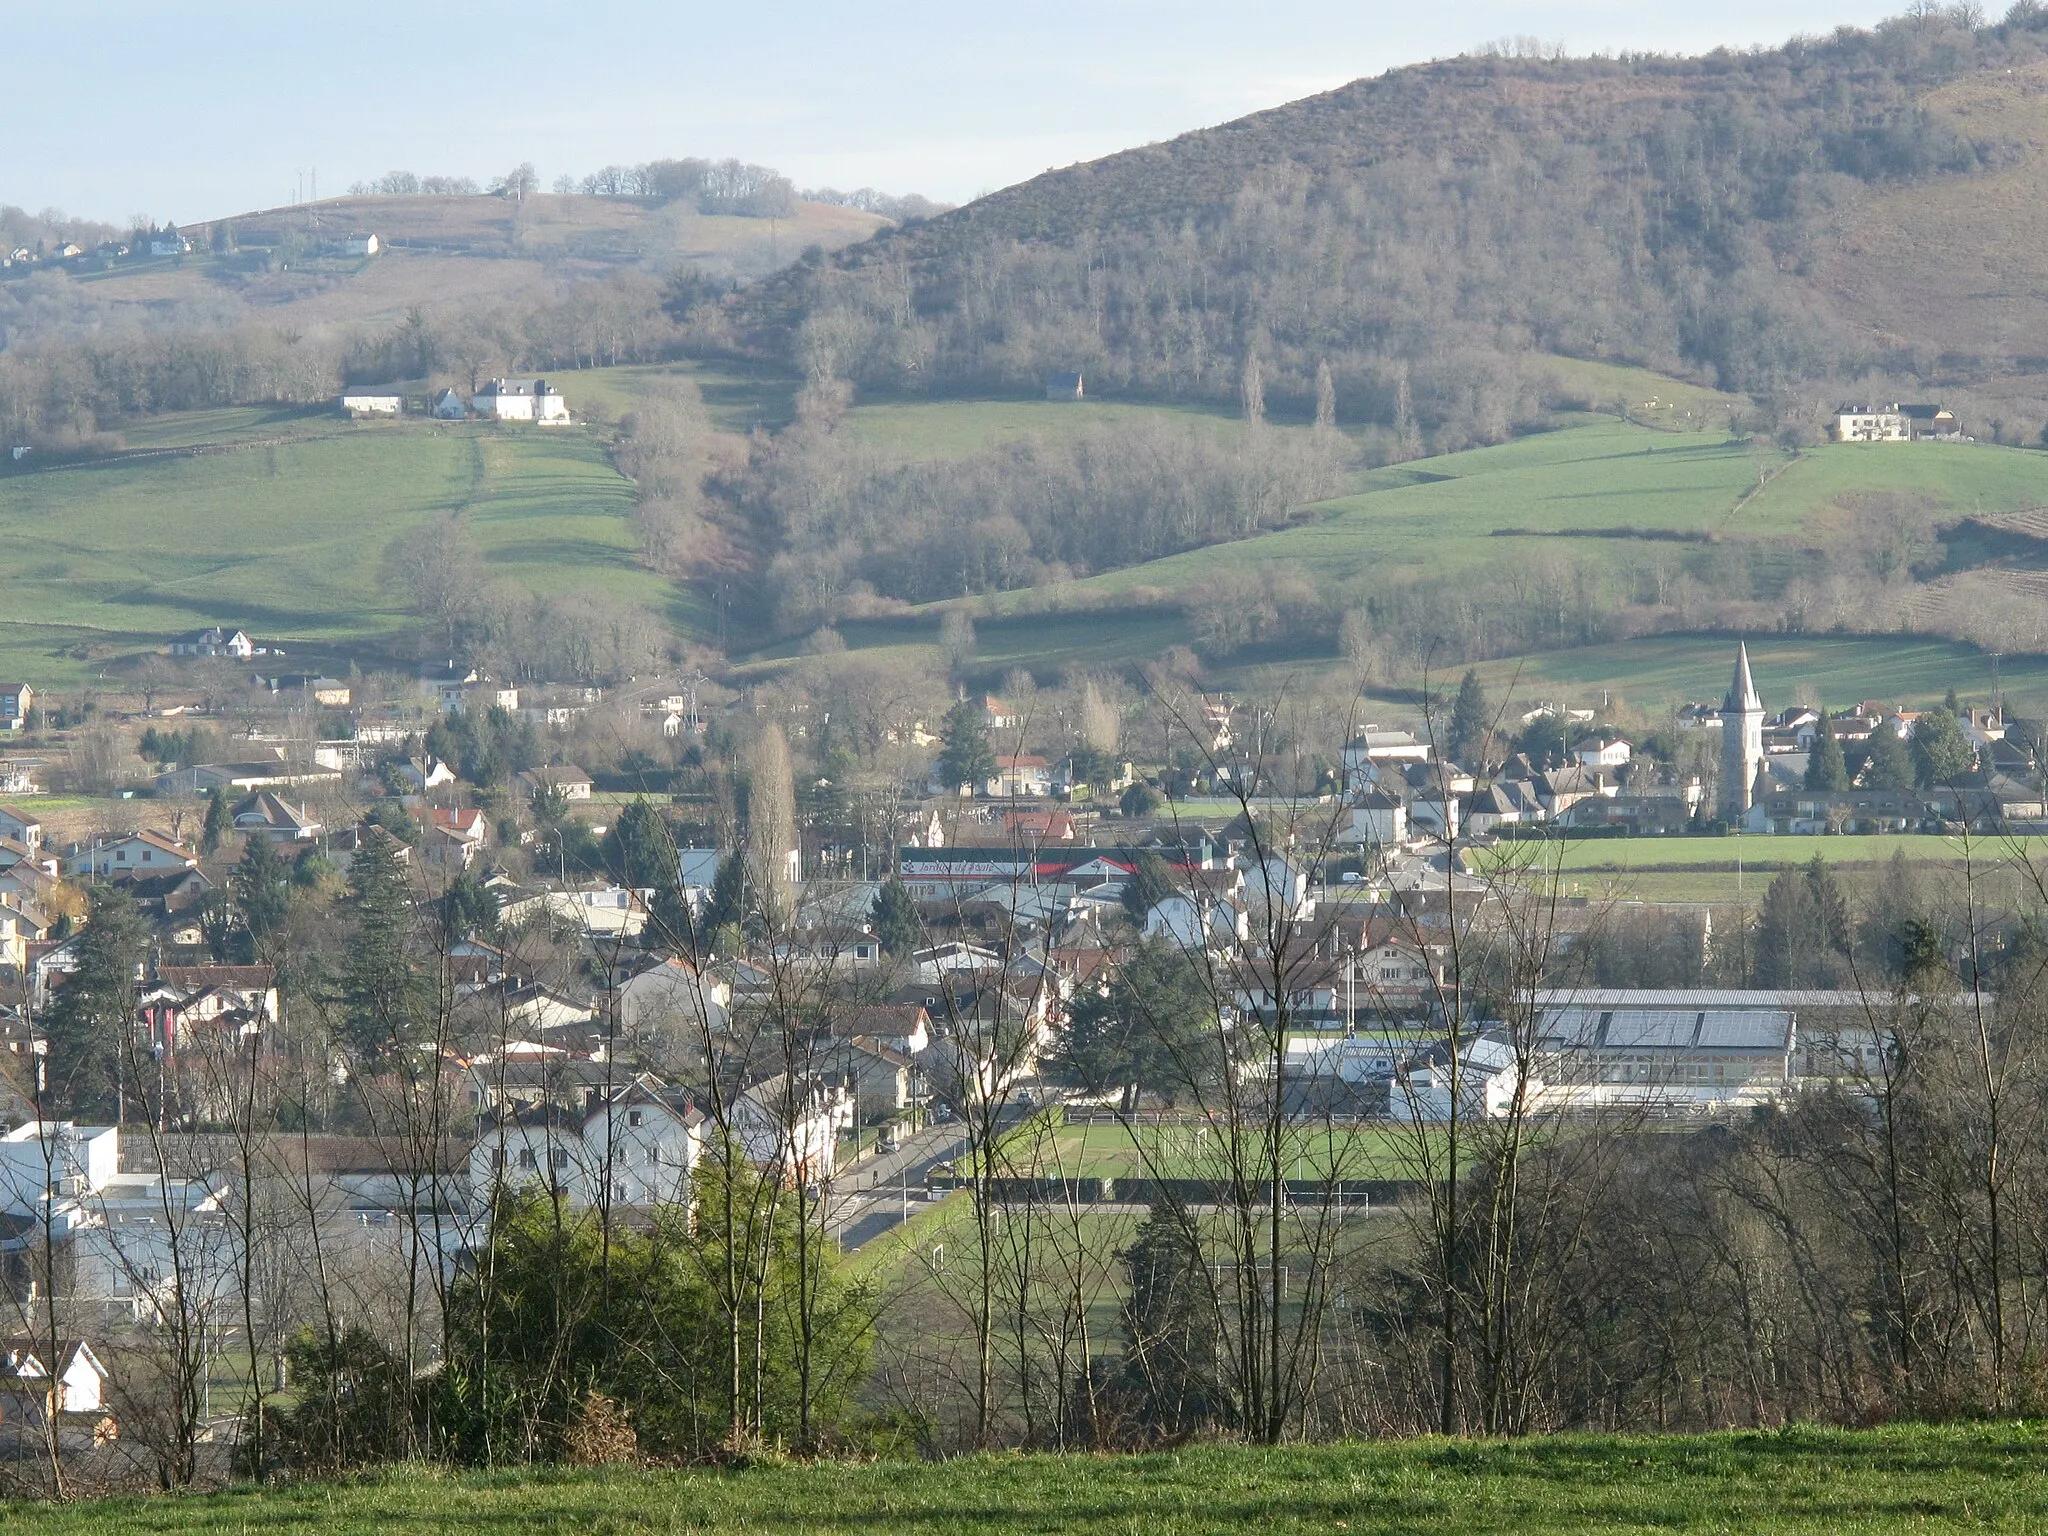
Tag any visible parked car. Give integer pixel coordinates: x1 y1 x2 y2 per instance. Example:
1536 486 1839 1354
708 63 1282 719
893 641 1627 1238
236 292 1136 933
877 1131 900 1156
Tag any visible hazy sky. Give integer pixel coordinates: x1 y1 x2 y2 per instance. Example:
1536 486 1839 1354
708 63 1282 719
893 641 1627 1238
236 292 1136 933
13 1 1899 224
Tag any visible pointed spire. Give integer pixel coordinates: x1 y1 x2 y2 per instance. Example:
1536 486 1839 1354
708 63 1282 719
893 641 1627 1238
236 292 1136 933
1724 642 1761 714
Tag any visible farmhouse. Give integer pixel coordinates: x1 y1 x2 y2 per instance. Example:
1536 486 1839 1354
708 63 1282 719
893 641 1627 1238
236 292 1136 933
342 232 381 256
170 627 254 659
339 387 403 417
1832 402 1961 442
0 683 29 730
431 387 467 419
148 232 191 256
472 377 571 423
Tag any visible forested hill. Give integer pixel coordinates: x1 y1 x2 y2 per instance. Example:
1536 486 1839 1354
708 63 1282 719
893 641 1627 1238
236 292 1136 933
732 7 2048 451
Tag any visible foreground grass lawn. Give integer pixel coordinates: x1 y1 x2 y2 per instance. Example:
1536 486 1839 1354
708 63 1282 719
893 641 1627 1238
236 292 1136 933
14 1424 2048 1534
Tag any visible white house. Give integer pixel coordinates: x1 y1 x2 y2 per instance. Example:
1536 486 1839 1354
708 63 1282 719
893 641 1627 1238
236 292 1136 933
170 627 254 659
1574 738 1632 771
1339 790 1407 848
472 377 571 424
616 954 731 1041
340 388 403 417
985 755 1053 798
732 1072 851 1181
63 829 197 878
343 233 381 256
0 683 30 731
1145 890 1249 949
431 387 468 419
470 1079 706 1210
1341 729 1432 791
521 765 594 801
0 1339 109 1426
0 808 38 852
148 232 191 256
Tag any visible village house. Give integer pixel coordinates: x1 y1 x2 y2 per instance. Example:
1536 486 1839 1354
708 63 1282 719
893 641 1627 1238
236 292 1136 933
521 764 594 801
985 755 1052 798
1341 728 1432 791
230 791 322 843
470 1078 705 1210
0 1338 110 1430
342 232 381 256
1833 402 1961 442
0 760 39 797
0 684 30 731
472 377 571 423
169 627 254 660
63 829 197 879
339 387 403 417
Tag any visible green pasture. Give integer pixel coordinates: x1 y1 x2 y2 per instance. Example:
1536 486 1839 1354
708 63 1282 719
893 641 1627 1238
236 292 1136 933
17 1424 2048 1532
553 359 799 434
1471 632 2048 713
1034 1120 1452 1181
0 422 684 670
963 416 2048 608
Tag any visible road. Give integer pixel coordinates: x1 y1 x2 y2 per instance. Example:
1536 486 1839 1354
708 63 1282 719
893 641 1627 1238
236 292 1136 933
825 1120 971 1250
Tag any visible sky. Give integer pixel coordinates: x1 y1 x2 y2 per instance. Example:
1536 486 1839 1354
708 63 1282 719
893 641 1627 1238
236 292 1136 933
10 1 1904 225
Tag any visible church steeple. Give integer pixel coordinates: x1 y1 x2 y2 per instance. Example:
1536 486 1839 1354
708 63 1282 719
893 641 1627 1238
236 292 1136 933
1719 642 1766 822
1724 642 1761 715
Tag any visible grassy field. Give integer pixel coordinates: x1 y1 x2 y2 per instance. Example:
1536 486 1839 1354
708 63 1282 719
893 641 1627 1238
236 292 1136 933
1467 631 2048 712
0 421 678 680
14 1425 2048 1532
1036 1121 1445 1181
963 419 2048 611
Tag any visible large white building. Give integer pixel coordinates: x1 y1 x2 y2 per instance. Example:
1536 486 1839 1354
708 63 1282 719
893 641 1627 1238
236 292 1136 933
472 377 571 423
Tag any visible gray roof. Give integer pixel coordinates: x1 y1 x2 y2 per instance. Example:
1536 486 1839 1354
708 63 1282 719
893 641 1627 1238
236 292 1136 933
1535 988 1907 1008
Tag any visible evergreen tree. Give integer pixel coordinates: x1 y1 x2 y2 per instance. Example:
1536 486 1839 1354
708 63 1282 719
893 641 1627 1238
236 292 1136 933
870 878 920 957
45 884 146 1119
1804 713 1848 791
1911 707 1976 788
1050 939 1220 1103
937 698 996 793
201 786 231 854
1120 850 1175 920
1863 723 1914 790
603 798 676 888
1118 1207 1224 1436
700 852 747 949
339 829 425 1066
441 871 501 945
232 834 291 947
1447 669 1491 769
1750 855 1851 987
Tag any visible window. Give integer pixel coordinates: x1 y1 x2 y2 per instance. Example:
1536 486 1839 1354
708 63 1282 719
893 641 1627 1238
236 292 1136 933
516 1148 537 1169
491 1149 505 1171
550 1147 571 1170
628 1110 643 1127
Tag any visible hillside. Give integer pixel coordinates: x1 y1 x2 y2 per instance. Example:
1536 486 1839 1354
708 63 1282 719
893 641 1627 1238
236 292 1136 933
7 1425 2047 1532
0 193 886 346
735 9 2048 446
0 414 679 686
